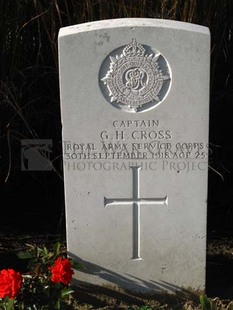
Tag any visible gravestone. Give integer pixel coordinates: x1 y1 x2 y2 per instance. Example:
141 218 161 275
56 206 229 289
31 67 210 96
59 18 210 293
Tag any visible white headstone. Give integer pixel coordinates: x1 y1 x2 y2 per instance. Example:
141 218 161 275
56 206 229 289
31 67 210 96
59 18 210 294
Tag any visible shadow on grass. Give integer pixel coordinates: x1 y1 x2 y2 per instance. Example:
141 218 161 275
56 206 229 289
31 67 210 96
69 252 201 309
71 280 202 310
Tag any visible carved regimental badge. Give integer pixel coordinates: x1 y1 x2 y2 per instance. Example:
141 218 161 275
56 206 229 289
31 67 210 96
99 39 171 113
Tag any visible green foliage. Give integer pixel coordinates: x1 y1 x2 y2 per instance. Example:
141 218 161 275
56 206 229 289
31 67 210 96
0 242 76 310
200 294 217 310
0 298 15 310
16 242 62 282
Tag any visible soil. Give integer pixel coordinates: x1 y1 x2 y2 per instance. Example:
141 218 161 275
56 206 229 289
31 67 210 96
0 231 233 309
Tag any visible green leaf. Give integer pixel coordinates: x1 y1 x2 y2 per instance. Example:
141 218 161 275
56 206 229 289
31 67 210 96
6 298 14 310
34 246 39 258
61 288 74 298
200 294 207 310
16 251 33 260
54 242 61 256
54 298 61 309
71 261 83 270
43 247 48 256
199 295 204 308
199 294 217 310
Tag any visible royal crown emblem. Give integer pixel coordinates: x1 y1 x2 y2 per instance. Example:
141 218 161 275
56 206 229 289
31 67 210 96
100 39 171 113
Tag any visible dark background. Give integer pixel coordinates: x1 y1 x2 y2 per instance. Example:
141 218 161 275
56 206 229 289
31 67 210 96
0 0 233 236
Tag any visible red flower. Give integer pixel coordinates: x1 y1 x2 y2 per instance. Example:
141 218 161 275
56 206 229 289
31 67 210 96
49 257 74 286
0 269 22 299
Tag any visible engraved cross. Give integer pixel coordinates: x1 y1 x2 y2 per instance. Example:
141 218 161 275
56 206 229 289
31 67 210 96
104 166 168 260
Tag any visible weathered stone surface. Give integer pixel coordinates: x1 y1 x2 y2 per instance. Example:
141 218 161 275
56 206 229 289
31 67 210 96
59 18 210 293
